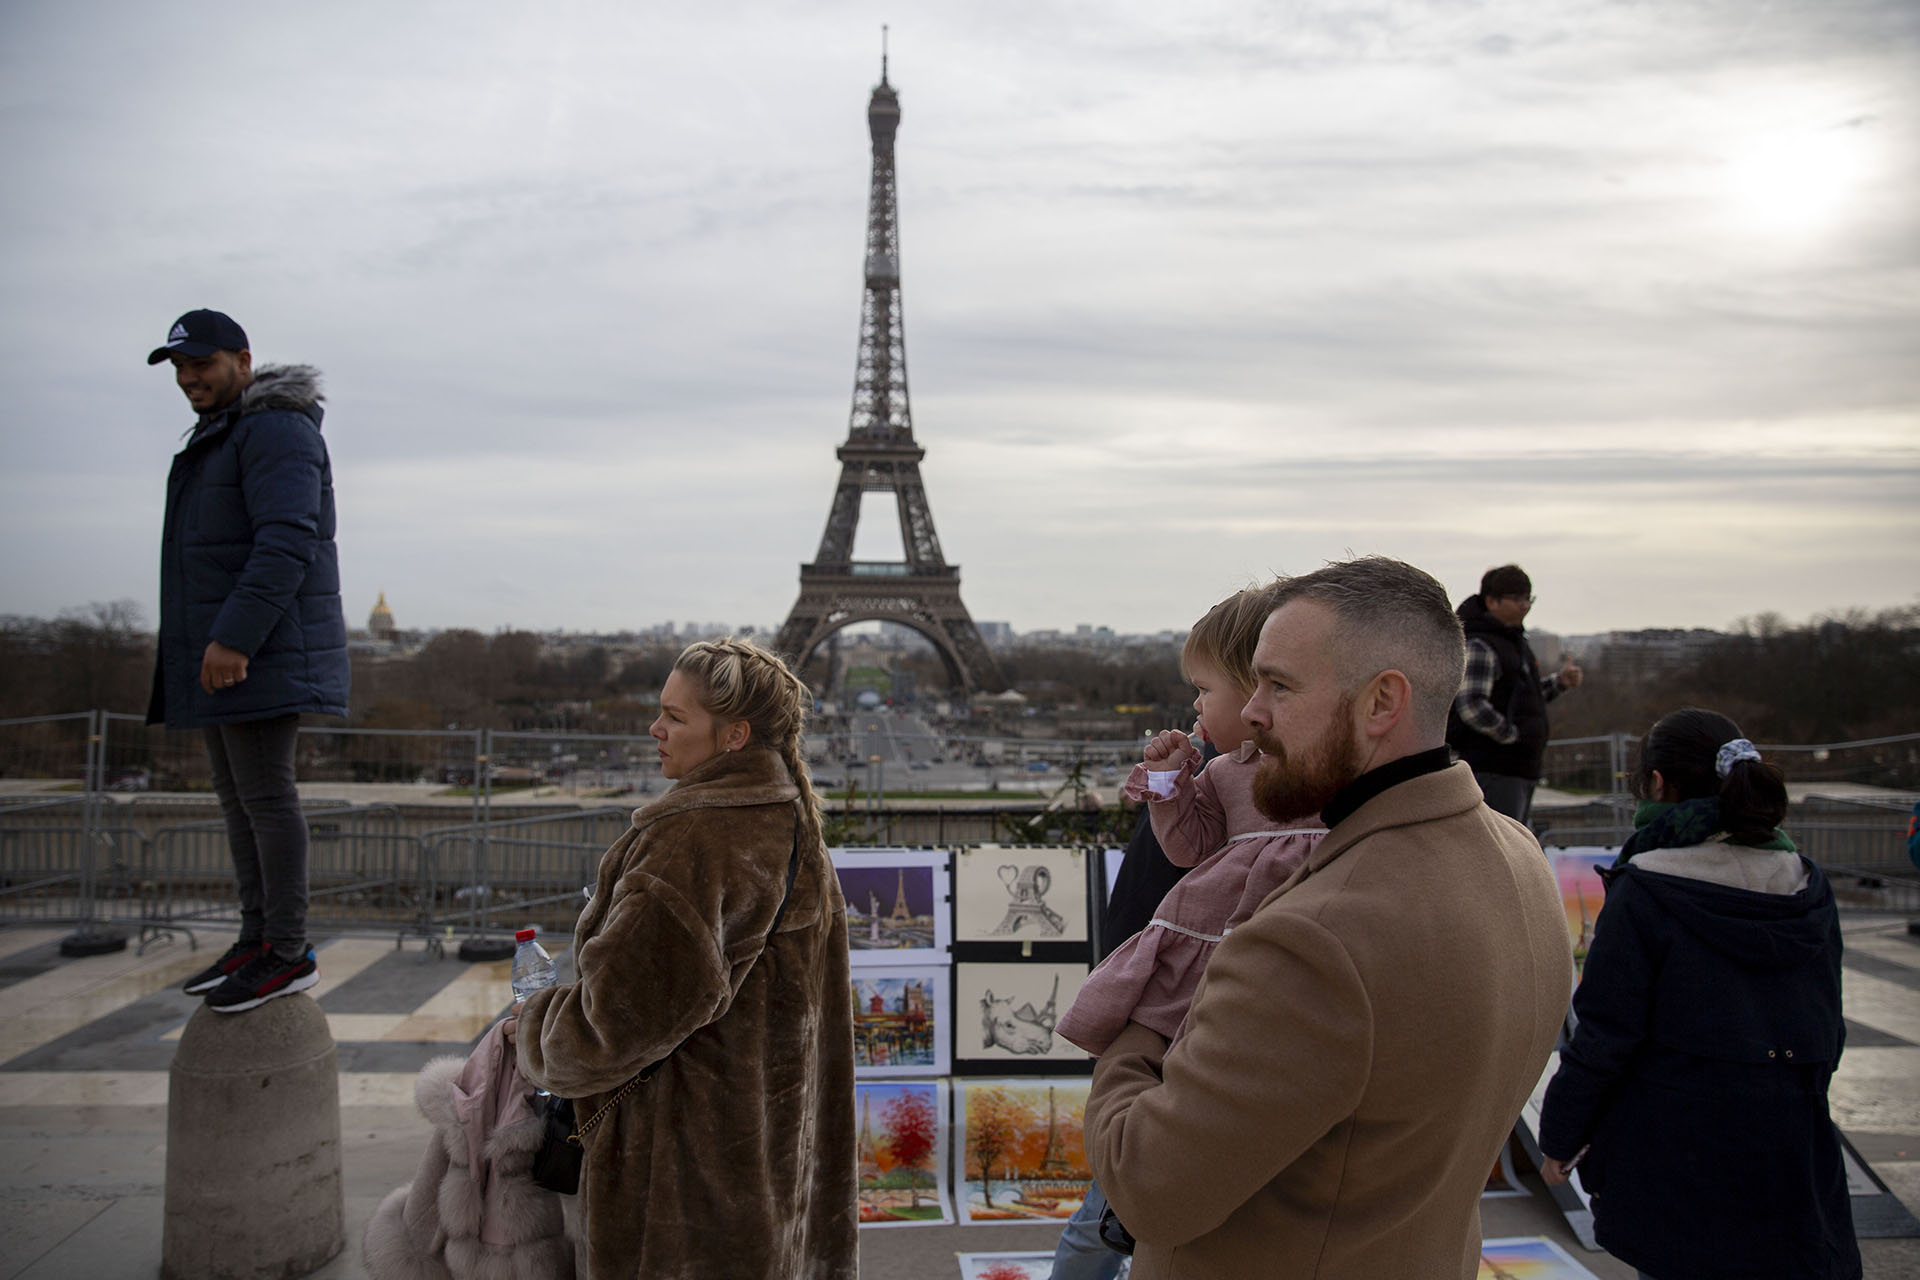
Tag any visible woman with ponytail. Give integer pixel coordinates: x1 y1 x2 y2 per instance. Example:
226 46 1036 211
1537 708 1859 1280
511 638 857 1279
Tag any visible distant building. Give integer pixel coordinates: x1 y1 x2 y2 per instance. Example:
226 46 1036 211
977 621 1013 648
368 592 396 639
1599 628 1725 682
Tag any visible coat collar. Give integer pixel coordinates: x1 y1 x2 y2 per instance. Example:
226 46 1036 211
1301 759 1488 875
630 745 799 831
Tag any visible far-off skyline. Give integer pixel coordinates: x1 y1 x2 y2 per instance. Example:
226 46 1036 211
2 1 1915 641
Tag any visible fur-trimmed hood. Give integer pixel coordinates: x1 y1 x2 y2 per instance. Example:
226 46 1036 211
236 362 324 421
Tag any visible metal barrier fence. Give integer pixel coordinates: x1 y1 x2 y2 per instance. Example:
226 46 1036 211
2 713 1914 945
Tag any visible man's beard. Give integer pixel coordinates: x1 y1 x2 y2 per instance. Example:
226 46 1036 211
1250 696 1364 823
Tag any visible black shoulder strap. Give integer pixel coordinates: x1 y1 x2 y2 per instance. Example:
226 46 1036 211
766 803 803 937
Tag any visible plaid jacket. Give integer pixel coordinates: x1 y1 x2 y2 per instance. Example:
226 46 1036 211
1453 637 1563 745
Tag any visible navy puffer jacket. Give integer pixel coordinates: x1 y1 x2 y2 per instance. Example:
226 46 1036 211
147 363 350 728
1538 858 1859 1280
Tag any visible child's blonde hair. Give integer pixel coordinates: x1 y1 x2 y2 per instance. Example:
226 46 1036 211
1180 585 1279 696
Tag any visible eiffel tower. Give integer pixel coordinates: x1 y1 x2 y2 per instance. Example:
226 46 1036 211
774 46 1006 693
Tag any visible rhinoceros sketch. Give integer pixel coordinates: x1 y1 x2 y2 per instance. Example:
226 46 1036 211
980 973 1060 1054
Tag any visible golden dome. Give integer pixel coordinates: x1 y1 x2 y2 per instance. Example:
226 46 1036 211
368 591 396 634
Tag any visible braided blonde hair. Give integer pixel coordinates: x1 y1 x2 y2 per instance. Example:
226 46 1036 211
672 638 825 854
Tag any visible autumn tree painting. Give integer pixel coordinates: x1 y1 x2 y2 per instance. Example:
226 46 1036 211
965 1086 1038 1209
881 1087 938 1207
976 1262 1036 1280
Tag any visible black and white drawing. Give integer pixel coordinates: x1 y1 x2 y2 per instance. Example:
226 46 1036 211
954 846 1088 944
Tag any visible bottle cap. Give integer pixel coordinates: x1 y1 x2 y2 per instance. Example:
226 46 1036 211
515 928 537 942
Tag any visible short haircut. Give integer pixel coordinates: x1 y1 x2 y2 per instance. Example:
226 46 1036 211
1270 556 1466 737
1479 564 1531 600
1181 584 1280 696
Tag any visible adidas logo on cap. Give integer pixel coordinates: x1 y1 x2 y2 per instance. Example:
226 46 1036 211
168 322 188 343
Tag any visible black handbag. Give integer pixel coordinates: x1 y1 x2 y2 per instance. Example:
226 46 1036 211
529 817 803 1195
530 1094 582 1194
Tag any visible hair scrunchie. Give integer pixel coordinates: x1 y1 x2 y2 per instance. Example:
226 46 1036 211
1715 738 1762 778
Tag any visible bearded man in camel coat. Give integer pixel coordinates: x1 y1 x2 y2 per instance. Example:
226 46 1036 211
1087 557 1572 1280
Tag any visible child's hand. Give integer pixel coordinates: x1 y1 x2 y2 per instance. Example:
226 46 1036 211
1142 728 1200 774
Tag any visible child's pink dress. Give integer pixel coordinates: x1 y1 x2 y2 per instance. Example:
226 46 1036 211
1055 741 1324 1055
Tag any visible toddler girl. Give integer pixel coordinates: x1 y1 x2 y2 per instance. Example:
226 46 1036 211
1058 585 1326 1054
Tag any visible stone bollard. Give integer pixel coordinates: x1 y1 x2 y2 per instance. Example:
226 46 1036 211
164 995 345 1280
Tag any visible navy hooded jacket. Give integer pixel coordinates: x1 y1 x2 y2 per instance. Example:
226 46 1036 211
147 363 349 728
1538 857 1859 1280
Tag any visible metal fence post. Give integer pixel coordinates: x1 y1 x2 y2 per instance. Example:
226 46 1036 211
458 727 510 960
60 709 127 956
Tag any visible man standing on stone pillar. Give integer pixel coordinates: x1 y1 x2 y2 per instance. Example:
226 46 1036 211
146 309 349 1011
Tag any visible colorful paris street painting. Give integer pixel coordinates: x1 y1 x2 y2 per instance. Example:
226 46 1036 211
956 1253 1055 1280
833 848 952 963
1477 1236 1603 1279
855 1080 952 1228
955 1078 1094 1224
1545 847 1613 978
853 966 951 1077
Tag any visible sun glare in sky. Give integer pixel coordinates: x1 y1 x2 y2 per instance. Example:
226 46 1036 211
1725 123 1873 234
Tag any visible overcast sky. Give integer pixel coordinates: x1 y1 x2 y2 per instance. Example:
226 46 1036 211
2 0 1914 641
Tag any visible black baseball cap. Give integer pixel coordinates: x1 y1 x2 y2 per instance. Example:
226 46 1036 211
147 309 249 364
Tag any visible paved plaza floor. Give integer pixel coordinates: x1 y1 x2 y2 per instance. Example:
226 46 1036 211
2 916 1916 1280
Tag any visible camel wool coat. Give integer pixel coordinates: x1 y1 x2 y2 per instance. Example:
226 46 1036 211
1087 760 1572 1280
515 746 857 1280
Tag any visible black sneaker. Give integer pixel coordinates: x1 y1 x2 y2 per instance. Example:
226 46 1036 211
205 947 319 1013
182 940 269 995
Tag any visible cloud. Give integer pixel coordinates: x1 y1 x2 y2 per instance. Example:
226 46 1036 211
0 0 1914 643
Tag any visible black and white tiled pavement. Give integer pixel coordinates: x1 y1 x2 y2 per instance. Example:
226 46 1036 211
1 919 1917 1280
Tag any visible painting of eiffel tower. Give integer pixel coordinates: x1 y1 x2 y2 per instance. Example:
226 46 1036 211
773 50 1006 693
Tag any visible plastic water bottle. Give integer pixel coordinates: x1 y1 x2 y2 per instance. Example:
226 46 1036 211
511 928 557 1004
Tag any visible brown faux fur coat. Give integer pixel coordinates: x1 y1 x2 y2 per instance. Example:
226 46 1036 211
515 746 858 1279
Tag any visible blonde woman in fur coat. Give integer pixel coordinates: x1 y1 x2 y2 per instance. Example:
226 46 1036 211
508 639 858 1280
362 1020 575 1279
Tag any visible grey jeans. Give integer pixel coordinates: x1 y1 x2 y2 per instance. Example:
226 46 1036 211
202 714 308 959
1473 770 1537 826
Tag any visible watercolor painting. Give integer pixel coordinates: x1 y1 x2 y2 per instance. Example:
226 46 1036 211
856 1080 952 1227
956 1253 1055 1280
1545 847 1613 976
954 962 1091 1064
852 966 951 1076
1478 1236 1603 1279
954 845 1089 943
955 1078 1094 1224
832 848 952 963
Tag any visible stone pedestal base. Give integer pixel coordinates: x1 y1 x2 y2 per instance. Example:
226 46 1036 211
163 996 344 1280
